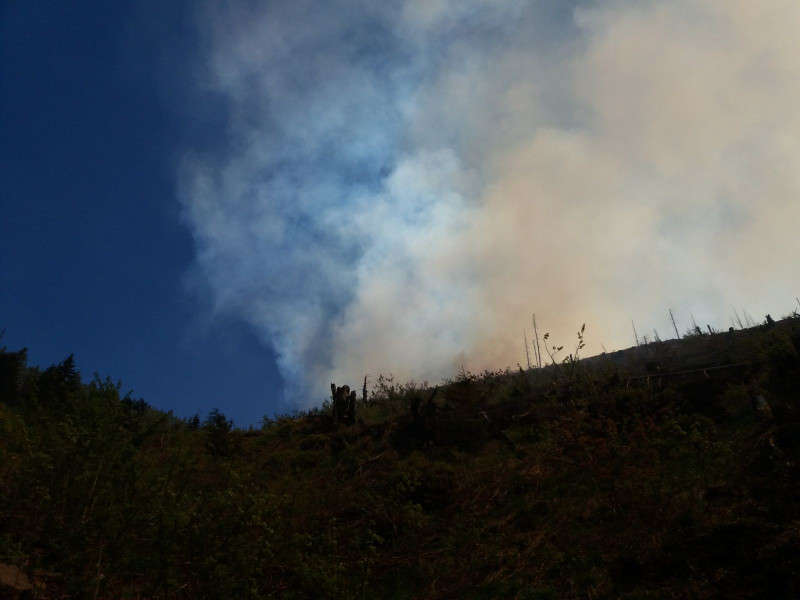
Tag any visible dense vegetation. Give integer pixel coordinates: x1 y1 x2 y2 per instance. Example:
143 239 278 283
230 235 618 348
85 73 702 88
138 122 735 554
1 316 799 598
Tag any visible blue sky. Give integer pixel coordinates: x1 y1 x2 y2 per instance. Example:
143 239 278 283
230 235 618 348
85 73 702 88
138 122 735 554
3 0 799 425
1 1 283 426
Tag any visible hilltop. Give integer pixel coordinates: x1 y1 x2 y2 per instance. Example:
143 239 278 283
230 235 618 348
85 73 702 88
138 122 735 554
1 315 799 598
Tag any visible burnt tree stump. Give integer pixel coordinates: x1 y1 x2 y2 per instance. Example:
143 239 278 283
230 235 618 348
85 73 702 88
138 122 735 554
331 383 357 425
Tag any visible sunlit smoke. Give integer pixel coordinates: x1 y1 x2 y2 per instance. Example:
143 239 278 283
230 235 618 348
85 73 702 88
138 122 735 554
180 0 800 406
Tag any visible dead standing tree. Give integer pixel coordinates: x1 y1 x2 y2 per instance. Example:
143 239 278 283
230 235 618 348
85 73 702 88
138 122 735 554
330 383 357 425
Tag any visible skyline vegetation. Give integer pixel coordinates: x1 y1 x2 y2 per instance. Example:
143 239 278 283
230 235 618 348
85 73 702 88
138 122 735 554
1 311 799 598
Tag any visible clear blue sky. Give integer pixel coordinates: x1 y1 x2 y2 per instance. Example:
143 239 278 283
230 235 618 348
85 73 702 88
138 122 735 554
1 1 284 427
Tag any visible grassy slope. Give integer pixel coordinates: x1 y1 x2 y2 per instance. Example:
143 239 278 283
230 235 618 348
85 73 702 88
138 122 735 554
1 317 799 599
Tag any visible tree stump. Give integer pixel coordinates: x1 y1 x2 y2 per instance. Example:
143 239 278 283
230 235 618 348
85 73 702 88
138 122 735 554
331 383 357 425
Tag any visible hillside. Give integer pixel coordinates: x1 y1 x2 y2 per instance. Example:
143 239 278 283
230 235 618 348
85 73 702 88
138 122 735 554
1 316 799 599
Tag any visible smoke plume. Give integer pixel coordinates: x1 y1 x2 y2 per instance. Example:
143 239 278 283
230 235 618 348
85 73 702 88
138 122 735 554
179 0 800 405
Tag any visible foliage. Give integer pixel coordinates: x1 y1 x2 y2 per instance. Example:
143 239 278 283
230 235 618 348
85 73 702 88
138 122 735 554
1 316 799 598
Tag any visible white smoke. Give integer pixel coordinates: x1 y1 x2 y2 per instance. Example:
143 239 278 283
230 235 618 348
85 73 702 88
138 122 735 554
180 0 800 405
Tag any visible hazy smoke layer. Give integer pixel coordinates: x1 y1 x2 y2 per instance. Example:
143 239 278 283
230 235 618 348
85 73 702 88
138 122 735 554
180 0 800 405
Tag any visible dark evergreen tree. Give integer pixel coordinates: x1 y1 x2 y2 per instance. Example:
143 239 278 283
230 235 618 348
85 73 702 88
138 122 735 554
203 408 234 456
0 346 27 404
